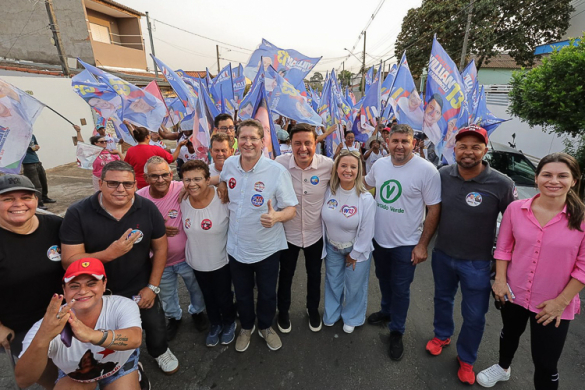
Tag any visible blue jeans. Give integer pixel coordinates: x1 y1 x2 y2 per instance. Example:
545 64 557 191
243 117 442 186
323 242 371 327
373 241 416 334
159 261 205 320
431 249 492 365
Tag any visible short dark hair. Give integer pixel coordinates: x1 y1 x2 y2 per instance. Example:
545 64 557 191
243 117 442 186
132 127 149 142
236 119 264 138
289 123 317 142
89 135 103 145
101 160 135 180
181 159 210 179
214 113 234 128
210 133 230 148
389 124 414 138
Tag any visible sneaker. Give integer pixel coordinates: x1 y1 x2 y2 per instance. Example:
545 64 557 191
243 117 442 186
138 362 151 390
259 327 282 351
235 325 255 352
155 348 179 375
343 324 355 334
38 202 48 210
277 311 291 333
206 324 222 347
166 318 181 341
389 331 404 361
426 337 451 356
477 364 511 388
307 309 322 332
42 197 56 203
191 312 209 332
457 356 476 385
367 311 391 325
220 322 237 345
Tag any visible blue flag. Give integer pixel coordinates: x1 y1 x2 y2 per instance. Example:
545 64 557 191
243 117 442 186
233 64 246 108
380 64 398 107
317 78 343 157
239 68 265 121
72 70 123 126
388 53 423 132
244 39 321 88
358 64 382 143
211 63 235 115
365 66 374 93
473 85 507 135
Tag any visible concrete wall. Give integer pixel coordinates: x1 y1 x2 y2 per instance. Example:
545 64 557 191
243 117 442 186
0 70 95 170
565 1 585 39
92 41 147 69
477 68 515 85
0 0 94 67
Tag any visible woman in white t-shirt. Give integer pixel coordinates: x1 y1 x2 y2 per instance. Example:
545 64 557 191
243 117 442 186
321 150 376 334
364 138 388 174
334 131 362 160
180 160 237 348
15 258 143 389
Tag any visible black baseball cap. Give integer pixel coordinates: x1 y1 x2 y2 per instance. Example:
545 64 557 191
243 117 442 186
0 174 40 195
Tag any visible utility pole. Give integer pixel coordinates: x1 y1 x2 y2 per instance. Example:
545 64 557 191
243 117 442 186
361 31 366 93
145 12 157 78
216 45 221 74
45 0 70 76
459 0 474 72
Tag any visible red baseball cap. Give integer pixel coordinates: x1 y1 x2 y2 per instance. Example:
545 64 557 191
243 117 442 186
63 258 106 283
455 124 488 144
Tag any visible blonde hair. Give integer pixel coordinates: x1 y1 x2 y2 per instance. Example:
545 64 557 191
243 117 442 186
330 150 367 195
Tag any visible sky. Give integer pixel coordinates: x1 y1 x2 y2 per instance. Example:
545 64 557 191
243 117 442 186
120 0 423 76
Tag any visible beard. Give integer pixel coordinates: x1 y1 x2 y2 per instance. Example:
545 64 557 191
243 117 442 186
457 158 481 169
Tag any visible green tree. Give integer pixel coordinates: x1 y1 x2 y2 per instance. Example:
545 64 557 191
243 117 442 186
309 72 324 91
395 0 574 79
338 70 353 88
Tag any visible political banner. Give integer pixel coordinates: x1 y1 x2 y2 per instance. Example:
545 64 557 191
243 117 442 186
388 53 423 132
72 70 122 127
380 63 398 106
473 85 507 135
211 63 236 115
0 79 45 173
76 142 103 170
233 64 246 108
365 66 374 93
317 78 343 157
244 39 321 88
189 78 213 163
357 64 382 142
238 68 265 121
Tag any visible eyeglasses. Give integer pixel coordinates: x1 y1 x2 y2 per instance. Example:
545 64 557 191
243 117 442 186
239 136 262 144
148 173 171 180
104 180 135 189
219 126 235 131
183 177 205 184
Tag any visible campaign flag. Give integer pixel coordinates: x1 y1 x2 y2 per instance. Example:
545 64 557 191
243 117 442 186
162 97 188 128
233 64 246 108
244 39 321 88
473 85 507 135
330 69 352 124
0 79 45 173
317 78 343 157
309 86 321 111
365 66 375 93
265 66 322 126
72 70 123 127
211 63 235 115
198 77 221 120
380 63 398 106
238 68 265 120
387 53 423 132
424 37 466 146
76 142 103 170
454 60 479 130
77 59 166 132
188 78 213 163
357 64 382 143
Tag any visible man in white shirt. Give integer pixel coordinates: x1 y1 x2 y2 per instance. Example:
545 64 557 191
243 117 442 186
219 119 298 352
364 124 441 361
275 123 333 333
209 133 233 177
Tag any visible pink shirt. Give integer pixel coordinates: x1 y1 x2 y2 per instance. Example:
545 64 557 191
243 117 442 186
275 153 333 247
92 149 120 178
494 195 585 320
137 181 187 267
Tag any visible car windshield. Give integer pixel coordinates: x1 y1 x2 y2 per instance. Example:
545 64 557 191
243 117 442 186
484 151 537 186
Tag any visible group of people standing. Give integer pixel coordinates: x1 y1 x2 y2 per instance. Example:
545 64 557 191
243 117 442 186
0 114 584 390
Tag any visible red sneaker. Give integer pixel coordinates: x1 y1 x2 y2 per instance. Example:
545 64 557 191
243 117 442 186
425 337 451 356
457 357 476 385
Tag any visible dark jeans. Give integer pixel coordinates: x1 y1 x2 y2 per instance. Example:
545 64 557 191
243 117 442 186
194 264 236 327
140 296 169 358
229 252 280 330
499 302 570 390
277 238 324 313
372 240 416 334
22 162 48 198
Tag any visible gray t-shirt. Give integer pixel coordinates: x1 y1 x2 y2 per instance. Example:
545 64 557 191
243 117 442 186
435 162 516 261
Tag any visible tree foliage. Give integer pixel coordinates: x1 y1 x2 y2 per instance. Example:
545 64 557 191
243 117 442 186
309 72 324 91
338 70 353 88
395 0 574 79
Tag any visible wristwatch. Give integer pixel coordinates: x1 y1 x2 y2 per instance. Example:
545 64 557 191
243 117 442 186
147 284 161 294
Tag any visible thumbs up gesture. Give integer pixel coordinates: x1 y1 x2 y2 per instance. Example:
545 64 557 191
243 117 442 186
260 199 278 228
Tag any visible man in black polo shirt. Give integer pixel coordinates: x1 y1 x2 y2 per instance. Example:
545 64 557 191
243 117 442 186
60 161 179 375
425 125 516 385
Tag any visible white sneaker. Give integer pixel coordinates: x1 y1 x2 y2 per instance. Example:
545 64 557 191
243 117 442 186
155 348 179 375
477 364 510 387
343 324 355 334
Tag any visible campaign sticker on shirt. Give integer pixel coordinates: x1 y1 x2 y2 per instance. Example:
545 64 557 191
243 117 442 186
327 199 338 209
168 209 179 219
201 219 212 230
251 194 264 207
128 229 144 243
47 245 61 261
341 205 358 218
184 218 191 229
310 176 319 185
228 177 237 189
466 192 482 207
254 181 265 192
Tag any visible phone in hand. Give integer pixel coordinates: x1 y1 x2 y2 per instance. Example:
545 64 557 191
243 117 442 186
60 322 73 348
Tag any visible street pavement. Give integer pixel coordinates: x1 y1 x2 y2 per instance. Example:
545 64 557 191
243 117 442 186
1 164 584 389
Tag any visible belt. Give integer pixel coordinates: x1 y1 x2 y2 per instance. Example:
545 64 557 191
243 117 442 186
327 237 354 250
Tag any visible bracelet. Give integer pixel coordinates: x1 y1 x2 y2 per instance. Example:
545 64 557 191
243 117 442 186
106 330 116 348
96 329 109 346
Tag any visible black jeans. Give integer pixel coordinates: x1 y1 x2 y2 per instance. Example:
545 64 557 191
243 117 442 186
229 252 280 330
140 296 169 358
277 238 324 313
194 264 236 327
22 162 48 198
499 302 570 390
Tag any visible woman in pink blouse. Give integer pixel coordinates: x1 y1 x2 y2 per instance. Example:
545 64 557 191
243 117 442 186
90 135 121 191
477 153 585 389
